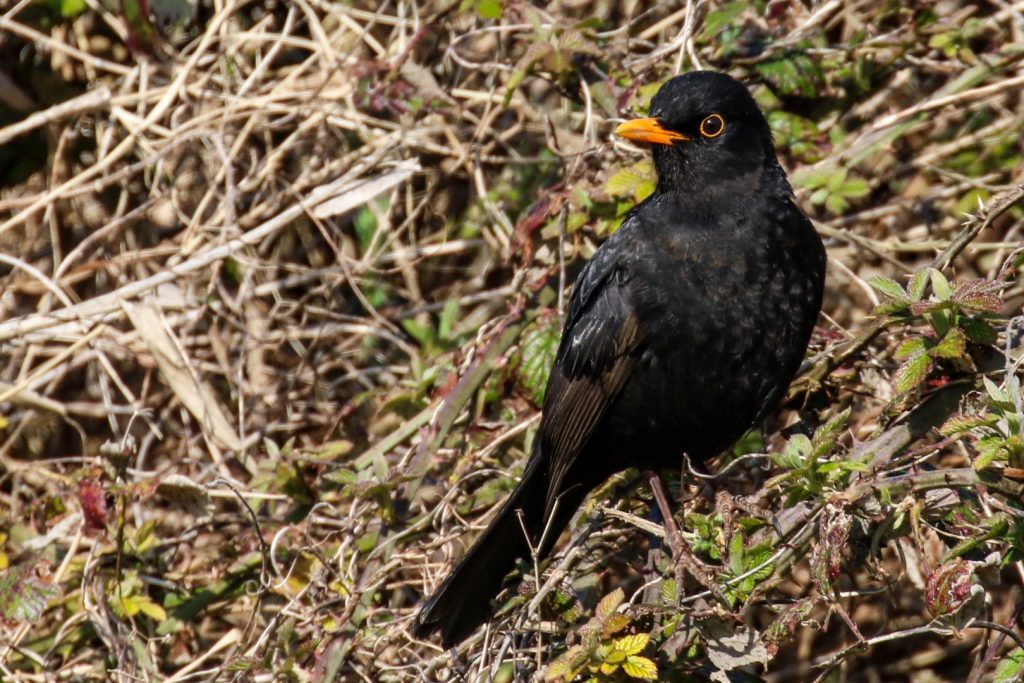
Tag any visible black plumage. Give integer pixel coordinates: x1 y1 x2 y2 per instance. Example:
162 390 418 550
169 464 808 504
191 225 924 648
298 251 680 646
413 71 826 647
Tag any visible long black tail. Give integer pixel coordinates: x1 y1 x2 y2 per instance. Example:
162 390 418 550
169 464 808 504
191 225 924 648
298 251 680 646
412 456 592 647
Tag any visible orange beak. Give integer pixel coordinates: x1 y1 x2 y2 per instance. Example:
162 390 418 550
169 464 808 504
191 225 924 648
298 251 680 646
614 117 689 145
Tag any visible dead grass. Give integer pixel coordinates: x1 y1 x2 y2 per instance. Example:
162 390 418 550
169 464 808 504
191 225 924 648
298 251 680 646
0 1 1023 681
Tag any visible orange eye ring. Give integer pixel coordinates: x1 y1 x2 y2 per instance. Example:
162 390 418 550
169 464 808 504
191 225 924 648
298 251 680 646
699 113 726 139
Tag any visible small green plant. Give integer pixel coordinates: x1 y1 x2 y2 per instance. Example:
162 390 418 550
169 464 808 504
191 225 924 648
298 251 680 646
767 408 865 505
871 268 1003 398
795 164 871 214
504 22 599 107
544 588 658 682
942 374 1024 470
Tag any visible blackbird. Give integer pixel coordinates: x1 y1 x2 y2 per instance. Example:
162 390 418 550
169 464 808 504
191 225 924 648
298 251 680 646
413 71 826 647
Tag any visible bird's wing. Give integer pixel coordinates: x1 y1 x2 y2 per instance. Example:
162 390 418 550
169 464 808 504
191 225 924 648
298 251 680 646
538 233 645 518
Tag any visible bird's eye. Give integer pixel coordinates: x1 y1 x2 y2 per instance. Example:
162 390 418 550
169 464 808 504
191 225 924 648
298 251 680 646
699 114 725 139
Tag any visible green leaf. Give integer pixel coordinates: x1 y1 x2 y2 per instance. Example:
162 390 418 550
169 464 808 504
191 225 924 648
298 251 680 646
612 633 649 656
929 269 952 301
794 167 832 190
961 317 997 344
438 298 459 342
983 376 1009 404
869 276 909 301
893 352 932 394
604 161 657 201
975 441 1004 470
940 412 995 436
755 52 824 98
929 328 966 360
824 193 850 215
477 0 502 19
907 269 930 300
994 646 1024 683
840 177 870 199
894 337 927 359
622 655 658 680
699 2 747 42
61 0 87 18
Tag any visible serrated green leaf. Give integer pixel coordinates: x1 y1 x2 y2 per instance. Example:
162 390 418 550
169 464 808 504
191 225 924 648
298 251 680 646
770 451 802 470
893 352 932 394
811 407 850 458
612 633 649 656
940 412 995 436
894 337 928 360
874 298 914 315
659 577 677 605
622 655 658 680
595 587 624 619
929 327 967 360
974 443 1003 470
870 276 909 301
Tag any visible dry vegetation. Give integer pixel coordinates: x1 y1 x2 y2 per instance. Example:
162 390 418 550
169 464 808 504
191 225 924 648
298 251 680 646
1 0 1024 681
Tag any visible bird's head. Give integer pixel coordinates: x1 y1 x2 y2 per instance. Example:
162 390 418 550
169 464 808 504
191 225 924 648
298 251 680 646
615 71 781 198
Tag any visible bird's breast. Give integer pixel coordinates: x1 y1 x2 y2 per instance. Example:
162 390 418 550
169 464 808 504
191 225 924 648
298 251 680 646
601 209 823 463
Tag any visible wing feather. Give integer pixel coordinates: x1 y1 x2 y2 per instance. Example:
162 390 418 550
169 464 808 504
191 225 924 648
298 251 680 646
539 242 645 518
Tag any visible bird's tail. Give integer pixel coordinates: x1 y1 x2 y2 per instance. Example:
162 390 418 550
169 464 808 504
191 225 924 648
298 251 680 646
412 455 590 647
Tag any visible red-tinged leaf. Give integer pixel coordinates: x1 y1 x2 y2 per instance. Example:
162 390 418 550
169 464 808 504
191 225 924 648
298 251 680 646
952 279 1004 312
810 503 851 595
595 587 624 620
77 479 111 533
0 564 60 624
925 558 973 616
763 597 815 656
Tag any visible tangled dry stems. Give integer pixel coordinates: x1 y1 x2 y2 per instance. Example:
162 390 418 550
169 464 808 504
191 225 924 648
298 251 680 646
0 1 1023 681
